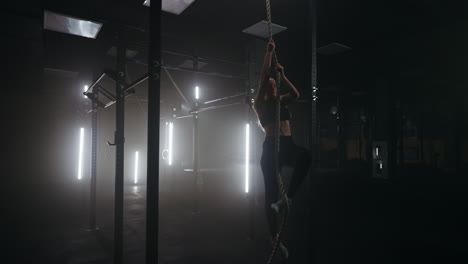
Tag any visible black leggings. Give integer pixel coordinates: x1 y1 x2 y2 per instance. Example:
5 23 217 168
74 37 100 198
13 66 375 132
260 136 311 236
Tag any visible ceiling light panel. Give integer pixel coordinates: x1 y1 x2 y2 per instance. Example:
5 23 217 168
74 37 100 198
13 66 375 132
144 0 196 15
242 20 287 39
43 10 102 39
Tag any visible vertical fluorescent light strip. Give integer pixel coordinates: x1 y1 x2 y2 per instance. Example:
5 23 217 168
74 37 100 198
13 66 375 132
168 122 174 165
376 147 379 157
195 86 199 100
78 128 84 180
84 85 88 98
134 151 139 184
245 123 250 193
165 122 169 154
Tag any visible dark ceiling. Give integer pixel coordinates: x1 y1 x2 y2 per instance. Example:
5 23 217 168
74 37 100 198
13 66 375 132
4 0 468 104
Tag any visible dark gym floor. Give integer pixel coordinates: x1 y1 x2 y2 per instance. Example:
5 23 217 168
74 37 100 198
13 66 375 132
3 165 467 264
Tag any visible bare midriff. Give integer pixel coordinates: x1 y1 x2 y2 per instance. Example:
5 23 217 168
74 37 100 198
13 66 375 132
263 120 292 137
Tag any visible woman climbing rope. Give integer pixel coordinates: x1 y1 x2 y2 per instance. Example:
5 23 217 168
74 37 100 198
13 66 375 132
254 40 311 260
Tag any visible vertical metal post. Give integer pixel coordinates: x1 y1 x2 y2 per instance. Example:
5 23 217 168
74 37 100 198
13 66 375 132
359 113 363 161
307 0 318 262
89 83 98 231
368 116 375 165
310 0 319 168
146 1 162 264
336 95 341 168
114 27 126 264
146 0 161 263
388 91 398 179
398 105 405 166
419 112 424 163
455 97 462 174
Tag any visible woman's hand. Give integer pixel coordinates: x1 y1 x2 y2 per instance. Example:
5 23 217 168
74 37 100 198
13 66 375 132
267 40 276 52
275 63 284 76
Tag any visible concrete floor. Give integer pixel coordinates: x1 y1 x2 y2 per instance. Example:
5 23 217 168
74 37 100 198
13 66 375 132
2 166 467 264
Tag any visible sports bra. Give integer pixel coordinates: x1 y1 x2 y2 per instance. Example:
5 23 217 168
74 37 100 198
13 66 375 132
258 100 291 127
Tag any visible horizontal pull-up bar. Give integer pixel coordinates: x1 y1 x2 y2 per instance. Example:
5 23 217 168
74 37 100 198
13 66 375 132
160 114 192 121
122 70 191 106
97 86 116 101
87 73 108 94
203 93 247 105
162 50 246 66
128 59 248 80
121 38 246 66
163 65 248 80
189 101 245 114
124 73 149 93
104 89 135 109
86 89 136 114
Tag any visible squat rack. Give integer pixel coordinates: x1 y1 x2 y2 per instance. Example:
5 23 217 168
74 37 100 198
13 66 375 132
83 9 255 264
82 1 320 263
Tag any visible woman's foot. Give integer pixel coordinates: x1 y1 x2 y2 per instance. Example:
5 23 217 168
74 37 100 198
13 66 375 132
271 197 292 214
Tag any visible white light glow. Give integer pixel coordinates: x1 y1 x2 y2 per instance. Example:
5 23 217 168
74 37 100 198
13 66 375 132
84 85 88 98
77 128 84 180
195 86 199 100
168 122 174 166
134 151 139 184
376 147 379 157
379 162 383 169
245 123 250 193
44 10 103 39
143 0 196 15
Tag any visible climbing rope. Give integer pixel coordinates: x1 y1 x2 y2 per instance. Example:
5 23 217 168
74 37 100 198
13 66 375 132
265 0 290 263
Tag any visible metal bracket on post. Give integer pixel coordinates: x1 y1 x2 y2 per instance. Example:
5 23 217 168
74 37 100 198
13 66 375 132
107 131 125 147
84 91 106 108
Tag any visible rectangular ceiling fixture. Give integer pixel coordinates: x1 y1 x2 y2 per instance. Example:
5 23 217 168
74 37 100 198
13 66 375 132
242 20 287 39
44 10 103 39
143 0 196 15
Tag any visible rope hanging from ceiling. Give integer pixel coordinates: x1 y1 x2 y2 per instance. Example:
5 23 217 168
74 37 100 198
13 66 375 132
265 0 291 263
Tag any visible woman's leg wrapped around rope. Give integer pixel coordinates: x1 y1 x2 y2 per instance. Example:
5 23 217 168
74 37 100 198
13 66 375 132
261 136 289 259
261 136 279 237
270 137 311 214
